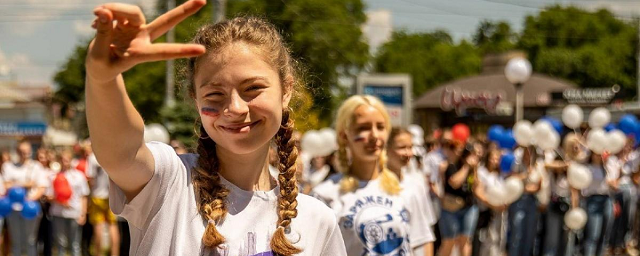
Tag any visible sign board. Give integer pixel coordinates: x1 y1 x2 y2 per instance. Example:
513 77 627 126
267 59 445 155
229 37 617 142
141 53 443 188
357 74 412 127
440 87 504 115
551 86 623 105
0 121 47 136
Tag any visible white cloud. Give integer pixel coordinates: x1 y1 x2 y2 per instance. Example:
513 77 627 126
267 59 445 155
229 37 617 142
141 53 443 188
362 9 393 54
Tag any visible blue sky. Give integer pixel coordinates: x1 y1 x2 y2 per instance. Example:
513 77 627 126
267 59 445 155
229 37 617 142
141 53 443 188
0 0 639 86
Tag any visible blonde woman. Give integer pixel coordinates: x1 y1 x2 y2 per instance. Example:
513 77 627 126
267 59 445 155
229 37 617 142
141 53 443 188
313 95 420 255
84 1 346 255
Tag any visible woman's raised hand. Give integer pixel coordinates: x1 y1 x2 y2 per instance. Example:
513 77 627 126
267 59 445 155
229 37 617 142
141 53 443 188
85 0 207 83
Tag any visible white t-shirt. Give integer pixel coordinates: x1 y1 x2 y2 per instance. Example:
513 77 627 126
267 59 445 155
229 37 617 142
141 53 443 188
583 164 613 197
400 167 436 251
2 160 50 198
86 154 110 199
109 142 346 256
47 169 90 219
312 174 422 256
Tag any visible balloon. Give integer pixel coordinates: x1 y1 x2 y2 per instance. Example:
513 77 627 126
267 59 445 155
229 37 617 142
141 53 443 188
452 123 470 143
587 128 607 154
513 120 534 146
144 123 170 144
588 107 611 129
301 130 325 157
8 187 26 204
486 184 507 206
500 152 515 173
567 163 592 190
565 207 588 230
619 114 639 136
606 130 627 154
533 120 554 146
53 173 73 204
0 197 11 217
542 116 564 135
21 201 41 220
604 123 618 132
488 125 505 143
562 104 584 129
538 130 560 151
499 130 517 149
407 125 425 146
318 128 338 157
504 176 524 204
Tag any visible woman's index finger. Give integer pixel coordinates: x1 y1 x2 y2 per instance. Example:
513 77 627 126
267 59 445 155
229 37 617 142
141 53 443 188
146 0 207 41
101 3 146 26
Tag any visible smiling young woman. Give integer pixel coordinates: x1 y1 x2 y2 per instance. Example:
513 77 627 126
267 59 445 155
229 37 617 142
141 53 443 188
84 1 346 255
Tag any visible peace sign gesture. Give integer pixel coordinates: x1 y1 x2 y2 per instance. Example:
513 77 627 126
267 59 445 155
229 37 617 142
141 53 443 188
86 0 207 83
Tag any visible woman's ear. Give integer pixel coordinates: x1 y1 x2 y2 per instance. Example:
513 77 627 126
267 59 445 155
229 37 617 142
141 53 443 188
281 75 294 108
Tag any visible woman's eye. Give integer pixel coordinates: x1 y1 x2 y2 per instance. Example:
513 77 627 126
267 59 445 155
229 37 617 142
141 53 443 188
247 85 266 91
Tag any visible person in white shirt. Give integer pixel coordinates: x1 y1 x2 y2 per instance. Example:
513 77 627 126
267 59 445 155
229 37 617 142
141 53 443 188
386 127 437 256
47 151 90 256
2 141 49 256
84 3 346 255
313 95 414 256
606 141 639 255
86 152 120 256
582 152 615 256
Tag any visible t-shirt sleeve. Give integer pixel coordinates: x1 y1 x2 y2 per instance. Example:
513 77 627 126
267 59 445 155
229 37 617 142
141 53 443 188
405 187 435 248
320 216 347 256
78 173 90 197
34 164 50 188
109 142 185 229
86 155 97 178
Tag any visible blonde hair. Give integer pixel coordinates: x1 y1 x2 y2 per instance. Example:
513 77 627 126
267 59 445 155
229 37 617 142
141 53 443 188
334 95 401 195
186 17 302 255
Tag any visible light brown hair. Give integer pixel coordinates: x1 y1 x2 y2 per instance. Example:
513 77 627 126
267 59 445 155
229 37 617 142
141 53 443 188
185 17 302 255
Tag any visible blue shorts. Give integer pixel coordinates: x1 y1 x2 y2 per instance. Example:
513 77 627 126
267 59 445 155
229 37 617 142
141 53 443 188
438 204 479 239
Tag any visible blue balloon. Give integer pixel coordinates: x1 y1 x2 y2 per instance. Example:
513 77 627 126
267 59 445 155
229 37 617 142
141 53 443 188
0 197 11 218
500 152 515 173
542 116 564 135
499 129 517 150
619 114 638 135
21 201 40 220
8 187 26 204
604 123 618 132
488 125 505 143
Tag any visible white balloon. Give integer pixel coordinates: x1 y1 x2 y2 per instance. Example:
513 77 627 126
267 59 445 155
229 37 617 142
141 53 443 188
606 130 627 154
144 123 170 144
538 130 560 151
588 107 611 129
533 120 554 146
564 207 588 230
567 163 592 190
514 120 534 146
486 184 507 207
587 129 607 154
562 104 584 129
301 131 324 157
504 177 524 204
407 124 425 146
318 128 338 157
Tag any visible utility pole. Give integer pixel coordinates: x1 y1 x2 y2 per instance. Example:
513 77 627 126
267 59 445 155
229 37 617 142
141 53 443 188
213 0 226 23
165 0 176 108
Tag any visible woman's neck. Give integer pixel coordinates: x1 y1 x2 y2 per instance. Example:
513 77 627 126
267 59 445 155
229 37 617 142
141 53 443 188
387 161 403 180
216 144 274 191
350 156 380 181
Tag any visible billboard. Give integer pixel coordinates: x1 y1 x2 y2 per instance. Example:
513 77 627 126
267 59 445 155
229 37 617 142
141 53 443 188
357 74 412 127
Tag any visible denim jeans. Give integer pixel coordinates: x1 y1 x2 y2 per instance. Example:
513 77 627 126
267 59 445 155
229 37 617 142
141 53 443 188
6 211 41 256
543 200 574 256
439 204 479 239
583 195 613 256
52 216 82 256
508 194 539 256
610 184 637 248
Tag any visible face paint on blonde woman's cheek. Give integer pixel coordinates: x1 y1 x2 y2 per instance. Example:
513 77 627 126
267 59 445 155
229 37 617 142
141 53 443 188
353 134 366 142
200 107 220 117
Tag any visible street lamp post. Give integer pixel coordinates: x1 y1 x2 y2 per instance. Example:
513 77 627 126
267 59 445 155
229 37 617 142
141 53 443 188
505 57 532 122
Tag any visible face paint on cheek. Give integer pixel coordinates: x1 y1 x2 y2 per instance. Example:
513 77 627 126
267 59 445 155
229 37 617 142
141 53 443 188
200 107 220 117
353 135 366 142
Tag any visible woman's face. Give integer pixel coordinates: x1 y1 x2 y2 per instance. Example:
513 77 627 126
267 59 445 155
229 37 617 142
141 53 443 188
193 42 290 155
487 152 500 171
387 133 414 168
37 150 47 164
343 105 388 162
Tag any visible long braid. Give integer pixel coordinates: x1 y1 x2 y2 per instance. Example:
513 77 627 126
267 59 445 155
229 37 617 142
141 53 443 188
193 124 230 248
271 110 302 255
337 145 357 193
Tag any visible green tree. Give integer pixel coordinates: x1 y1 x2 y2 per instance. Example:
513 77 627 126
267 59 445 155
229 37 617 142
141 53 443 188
518 6 637 92
374 30 482 96
473 20 516 54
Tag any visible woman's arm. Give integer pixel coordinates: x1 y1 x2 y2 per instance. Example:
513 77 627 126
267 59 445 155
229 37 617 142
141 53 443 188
85 1 205 201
